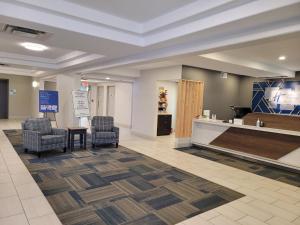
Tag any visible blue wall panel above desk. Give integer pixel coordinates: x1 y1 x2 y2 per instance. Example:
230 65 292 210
252 81 300 115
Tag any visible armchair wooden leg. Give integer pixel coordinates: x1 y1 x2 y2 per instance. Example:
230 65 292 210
38 152 41 158
63 147 67 153
92 144 95 148
24 148 28 153
116 142 119 148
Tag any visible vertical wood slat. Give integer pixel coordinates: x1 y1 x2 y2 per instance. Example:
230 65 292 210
175 80 204 138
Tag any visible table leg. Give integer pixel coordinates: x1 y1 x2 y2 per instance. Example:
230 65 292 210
84 132 87 149
68 131 70 149
71 134 74 151
80 133 83 148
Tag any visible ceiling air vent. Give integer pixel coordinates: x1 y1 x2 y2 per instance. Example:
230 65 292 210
0 63 9 67
0 24 52 40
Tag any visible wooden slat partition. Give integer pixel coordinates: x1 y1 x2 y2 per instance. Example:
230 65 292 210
175 80 204 138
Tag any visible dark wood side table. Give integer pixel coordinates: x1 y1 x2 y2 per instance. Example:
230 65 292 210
157 114 172 136
68 127 87 151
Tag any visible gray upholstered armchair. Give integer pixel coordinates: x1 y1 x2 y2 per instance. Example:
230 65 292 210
22 118 67 157
91 116 119 148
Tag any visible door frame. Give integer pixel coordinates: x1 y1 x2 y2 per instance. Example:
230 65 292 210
0 79 9 119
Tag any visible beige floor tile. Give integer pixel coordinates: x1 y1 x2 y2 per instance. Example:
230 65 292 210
0 196 24 218
238 196 255 203
292 217 300 225
215 205 245 221
199 210 220 220
249 200 298 221
210 215 241 225
7 163 27 175
273 200 300 216
236 187 277 204
256 187 298 204
28 213 62 225
11 172 35 187
181 215 214 225
0 214 29 225
229 201 272 222
277 188 300 201
0 172 11 184
267 216 294 225
238 216 268 225
0 182 17 198
21 196 54 219
0 164 8 173
16 183 43 200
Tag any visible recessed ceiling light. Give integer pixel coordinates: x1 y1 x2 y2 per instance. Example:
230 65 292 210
278 55 286 61
105 77 110 80
32 81 39 88
20 42 48 51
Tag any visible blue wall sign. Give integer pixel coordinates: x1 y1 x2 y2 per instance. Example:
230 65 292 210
39 90 59 113
252 80 300 115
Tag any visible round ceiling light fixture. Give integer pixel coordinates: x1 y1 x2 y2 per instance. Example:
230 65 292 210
278 55 286 61
105 77 110 80
20 42 48 51
32 80 39 88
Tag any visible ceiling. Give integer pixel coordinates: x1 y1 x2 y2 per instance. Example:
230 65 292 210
0 34 71 59
66 0 196 22
0 0 300 78
202 35 300 71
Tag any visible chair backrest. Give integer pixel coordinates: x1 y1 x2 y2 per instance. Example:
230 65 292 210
23 118 52 135
92 116 114 131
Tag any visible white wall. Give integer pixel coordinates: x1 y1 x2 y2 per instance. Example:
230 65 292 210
132 66 182 138
157 80 178 130
56 74 81 128
31 78 44 118
0 74 34 119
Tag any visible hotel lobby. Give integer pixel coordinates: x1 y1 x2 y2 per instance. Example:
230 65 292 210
0 1 300 225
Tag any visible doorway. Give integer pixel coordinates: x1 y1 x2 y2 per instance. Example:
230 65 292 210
0 79 9 119
106 86 115 117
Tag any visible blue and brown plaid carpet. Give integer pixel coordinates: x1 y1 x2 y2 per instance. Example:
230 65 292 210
4 129 244 225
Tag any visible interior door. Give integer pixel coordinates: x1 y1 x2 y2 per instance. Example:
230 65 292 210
0 79 9 119
97 86 104 115
106 86 115 117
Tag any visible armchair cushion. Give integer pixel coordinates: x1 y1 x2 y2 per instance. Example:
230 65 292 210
25 118 52 135
52 128 67 136
42 135 65 145
92 116 114 131
95 132 116 139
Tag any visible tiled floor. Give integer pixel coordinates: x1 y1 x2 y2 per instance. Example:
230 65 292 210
4 129 244 225
179 146 300 187
1 120 300 225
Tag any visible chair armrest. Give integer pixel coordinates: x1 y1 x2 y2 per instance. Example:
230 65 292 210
91 126 96 142
23 129 42 138
22 130 42 151
52 128 67 136
112 127 119 140
91 126 96 133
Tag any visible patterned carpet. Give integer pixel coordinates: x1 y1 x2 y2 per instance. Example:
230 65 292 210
179 146 300 187
4 130 243 225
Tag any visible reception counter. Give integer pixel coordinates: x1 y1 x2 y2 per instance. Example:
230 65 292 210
191 116 300 169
